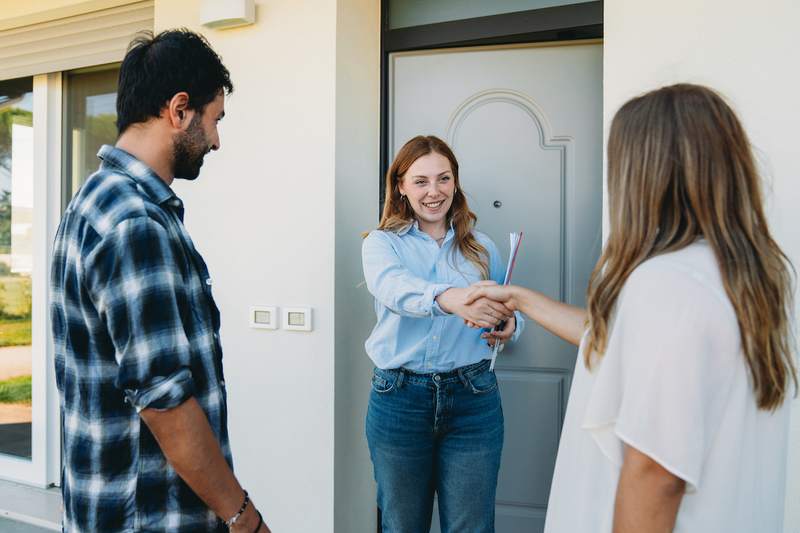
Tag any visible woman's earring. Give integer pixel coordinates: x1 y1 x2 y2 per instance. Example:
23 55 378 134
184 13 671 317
400 194 406 201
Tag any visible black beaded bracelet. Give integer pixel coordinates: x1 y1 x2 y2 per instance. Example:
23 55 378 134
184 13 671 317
252 510 264 533
224 489 251 528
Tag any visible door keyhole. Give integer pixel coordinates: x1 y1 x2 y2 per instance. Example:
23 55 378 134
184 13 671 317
493 200 502 208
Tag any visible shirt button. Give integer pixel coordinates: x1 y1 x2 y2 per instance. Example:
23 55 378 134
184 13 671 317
433 375 441 382
206 278 213 286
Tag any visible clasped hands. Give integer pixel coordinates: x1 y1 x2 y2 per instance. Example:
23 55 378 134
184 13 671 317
436 281 518 347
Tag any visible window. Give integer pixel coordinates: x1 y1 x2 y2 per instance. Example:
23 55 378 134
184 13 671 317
63 65 120 205
0 77 34 461
0 0 150 495
0 66 120 487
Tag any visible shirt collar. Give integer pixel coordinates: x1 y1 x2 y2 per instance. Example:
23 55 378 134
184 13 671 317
97 145 182 208
397 219 455 241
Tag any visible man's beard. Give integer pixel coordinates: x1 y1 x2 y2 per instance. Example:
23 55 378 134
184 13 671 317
172 114 209 181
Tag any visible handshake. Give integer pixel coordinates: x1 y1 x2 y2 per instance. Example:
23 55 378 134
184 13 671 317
436 281 520 346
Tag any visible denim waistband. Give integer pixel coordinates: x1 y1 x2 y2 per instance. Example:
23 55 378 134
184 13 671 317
380 359 491 388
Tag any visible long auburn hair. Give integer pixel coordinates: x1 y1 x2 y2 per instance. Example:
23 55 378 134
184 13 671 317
586 84 796 410
371 135 489 279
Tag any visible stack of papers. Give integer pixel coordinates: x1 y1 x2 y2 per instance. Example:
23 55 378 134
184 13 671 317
490 232 523 371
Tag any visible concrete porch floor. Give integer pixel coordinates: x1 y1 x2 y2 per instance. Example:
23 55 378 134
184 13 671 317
0 479 60 532
0 517 52 532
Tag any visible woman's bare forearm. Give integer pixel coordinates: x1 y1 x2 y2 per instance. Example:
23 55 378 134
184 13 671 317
511 286 586 346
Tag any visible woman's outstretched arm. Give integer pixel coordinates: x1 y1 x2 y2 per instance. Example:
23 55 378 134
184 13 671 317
465 282 586 346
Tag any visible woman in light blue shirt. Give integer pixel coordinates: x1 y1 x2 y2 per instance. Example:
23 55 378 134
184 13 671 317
362 135 524 533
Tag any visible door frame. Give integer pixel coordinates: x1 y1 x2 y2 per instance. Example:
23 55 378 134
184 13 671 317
376 5 604 529
378 0 604 211
0 72 63 488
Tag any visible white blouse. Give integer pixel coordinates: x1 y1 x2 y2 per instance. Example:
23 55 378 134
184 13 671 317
544 240 791 533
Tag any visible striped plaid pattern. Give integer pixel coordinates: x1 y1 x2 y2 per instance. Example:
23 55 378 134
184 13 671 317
51 145 230 532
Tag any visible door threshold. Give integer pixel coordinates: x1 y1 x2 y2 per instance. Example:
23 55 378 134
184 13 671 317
0 479 60 531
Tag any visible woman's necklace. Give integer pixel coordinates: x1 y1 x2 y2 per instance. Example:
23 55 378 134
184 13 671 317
422 224 447 246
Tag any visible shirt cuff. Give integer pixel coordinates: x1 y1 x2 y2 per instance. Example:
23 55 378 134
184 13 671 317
125 368 194 412
429 284 453 316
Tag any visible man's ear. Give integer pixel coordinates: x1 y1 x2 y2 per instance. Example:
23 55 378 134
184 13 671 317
166 92 191 129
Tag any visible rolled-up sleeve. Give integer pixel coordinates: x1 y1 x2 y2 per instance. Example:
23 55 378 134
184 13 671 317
363 231 452 317
84 216 194 412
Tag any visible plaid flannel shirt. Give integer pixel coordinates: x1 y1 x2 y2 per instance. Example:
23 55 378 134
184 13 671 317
51 145 231 532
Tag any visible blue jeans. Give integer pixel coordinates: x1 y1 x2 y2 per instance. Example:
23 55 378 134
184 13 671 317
366 359 504 533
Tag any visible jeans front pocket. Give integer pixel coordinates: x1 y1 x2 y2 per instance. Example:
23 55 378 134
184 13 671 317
371 367 400 394
464 365 498 394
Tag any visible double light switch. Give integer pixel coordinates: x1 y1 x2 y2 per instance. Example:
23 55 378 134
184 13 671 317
249 306 312 332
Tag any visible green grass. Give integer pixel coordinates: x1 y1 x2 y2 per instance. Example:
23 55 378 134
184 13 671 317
0 275 31 317
0 318 31 347
0 375 31 404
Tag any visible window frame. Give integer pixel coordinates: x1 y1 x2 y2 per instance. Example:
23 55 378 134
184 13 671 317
0 72 63 488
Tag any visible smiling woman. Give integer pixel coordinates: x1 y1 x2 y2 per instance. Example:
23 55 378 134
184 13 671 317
361 135 525 532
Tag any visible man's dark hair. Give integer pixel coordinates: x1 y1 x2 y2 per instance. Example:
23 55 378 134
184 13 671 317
116 29 233 134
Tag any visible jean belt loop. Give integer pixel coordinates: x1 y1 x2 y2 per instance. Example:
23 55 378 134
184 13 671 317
457 367 470 389
396 368 406 389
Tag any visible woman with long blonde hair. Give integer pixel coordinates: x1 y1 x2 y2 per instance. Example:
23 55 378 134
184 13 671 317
466 84 795 532
362 135 524 532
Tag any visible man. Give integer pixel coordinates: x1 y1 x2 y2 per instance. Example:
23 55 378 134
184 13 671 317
51 30 269 532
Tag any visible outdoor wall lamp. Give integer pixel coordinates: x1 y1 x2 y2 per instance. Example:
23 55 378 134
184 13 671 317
200 0 256 30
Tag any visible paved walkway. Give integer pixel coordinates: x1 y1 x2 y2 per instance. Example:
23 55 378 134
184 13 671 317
0 403 30 424
0 345 31 381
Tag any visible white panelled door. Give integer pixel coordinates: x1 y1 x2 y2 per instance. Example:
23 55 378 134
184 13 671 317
389 42 603 532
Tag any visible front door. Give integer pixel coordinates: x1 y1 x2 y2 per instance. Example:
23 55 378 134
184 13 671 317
388 41 603 532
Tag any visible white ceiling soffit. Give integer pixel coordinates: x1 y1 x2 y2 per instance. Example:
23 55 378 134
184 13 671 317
0 0 154 82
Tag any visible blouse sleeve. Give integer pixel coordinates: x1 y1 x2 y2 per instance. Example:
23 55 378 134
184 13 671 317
362 230 453 317
581 262 740 491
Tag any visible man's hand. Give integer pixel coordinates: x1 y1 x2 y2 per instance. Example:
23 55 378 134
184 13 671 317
436 287 513 328
139 398 272 532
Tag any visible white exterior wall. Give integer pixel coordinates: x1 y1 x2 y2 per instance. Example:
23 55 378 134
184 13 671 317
155 1 338 531
603 1 800 531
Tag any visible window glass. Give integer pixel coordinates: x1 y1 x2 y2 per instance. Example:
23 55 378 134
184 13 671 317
63 66 119 205
0 77 34 460
389 0 595 29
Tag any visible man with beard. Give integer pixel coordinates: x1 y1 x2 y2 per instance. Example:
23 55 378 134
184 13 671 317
50 30 270 533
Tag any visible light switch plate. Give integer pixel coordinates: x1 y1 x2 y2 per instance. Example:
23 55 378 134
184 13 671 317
283 307 312 331
249 306 278 330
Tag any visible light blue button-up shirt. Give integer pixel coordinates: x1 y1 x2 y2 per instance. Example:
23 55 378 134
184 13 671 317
362 222 524 372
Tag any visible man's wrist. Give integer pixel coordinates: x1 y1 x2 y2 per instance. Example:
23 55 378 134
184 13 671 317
230 502 260 532
223 489 250 527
